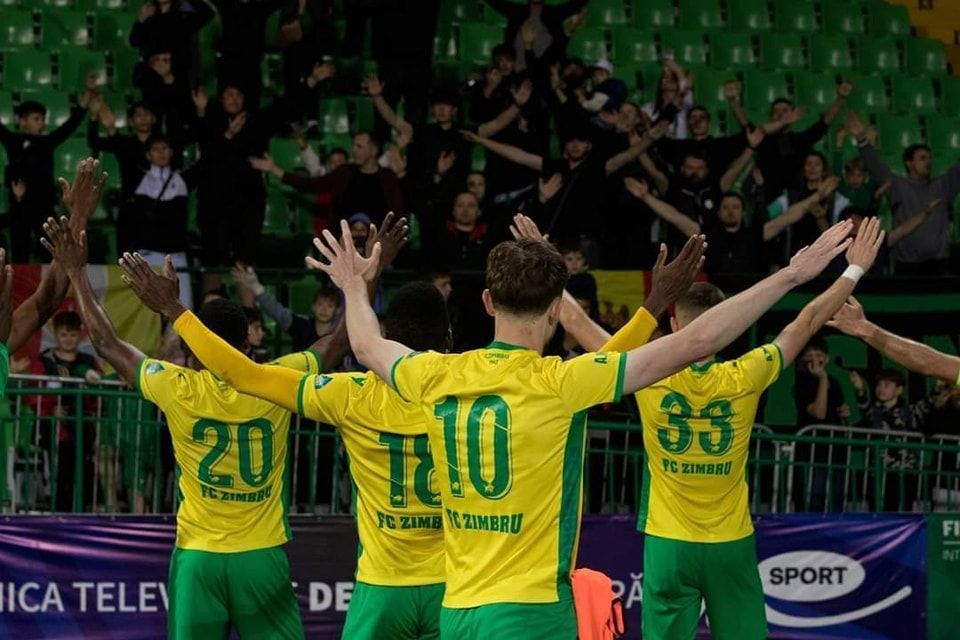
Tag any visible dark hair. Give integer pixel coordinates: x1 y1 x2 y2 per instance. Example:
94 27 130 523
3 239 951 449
328 147 348 158
839 205 866 221
15 101 46 118
383 282 451 352
681 149 709 165
127 100 155 118
720 191 746 208
313 288 340 305
804 335 829 355
53 310 82 331
243 306 263 325
805 150 828 168
202 286 228 303
844 156 865 173
146 133 171 150
491 44 515 62
689 105 710 120
876 368 906 387
197 299 248 350
486 239 568 316
771 97 793 110
354 130 380 150
675 282 725 318
903 143 931 165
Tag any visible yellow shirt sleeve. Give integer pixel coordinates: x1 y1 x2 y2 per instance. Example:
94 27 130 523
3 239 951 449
733 343 783 393
552 351 627 413
390 351 440 402
269 350 323 375
136 357 184 408
172 310 303 412
295 372 353 425
600 307 658 352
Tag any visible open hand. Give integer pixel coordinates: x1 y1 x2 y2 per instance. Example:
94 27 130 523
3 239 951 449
511 79 533 106
646 235 707 317
509 213 548 243
365 74 383 98
845 216 885 271
118 252 184 320
59 157 107 232
40 216 88 272
305 219 381 289
826 296 870 338
538 173 564 203
845 110 867 140
365 212 409 270
230 262 265 297
788 220 855 283
249 154 277 174
623 176 649 200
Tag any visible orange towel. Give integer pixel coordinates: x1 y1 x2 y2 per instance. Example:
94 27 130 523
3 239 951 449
572 567 626 640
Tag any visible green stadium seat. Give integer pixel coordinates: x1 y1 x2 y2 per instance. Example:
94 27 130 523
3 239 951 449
867 1 910 37
567 26 609 63
925 115 960 155
2 50 53 90
109 46 139 89
54 138 91 180
471 144 485 171
263 191 293 235
0 89 12 126
437 0 479 24
635 63 663 102
78 0 127 8
904 37 947 76
479 3 507 27
22 0 74 7
809 35 854 71
0 10 36 50
317 98 349 135
631 0 675 29
269 137 303 172
661 30 707 66
846 73 888 114
350 96 375 132
95 89 128 127
794 71 837 110
40 10 89 48
774 0 818 33
20 88 71 127
678 0 723 30
856 36 901 74
742 68 790 114
286 275 321 312
320 133 352 157
822 2 866 36
434 24 458 63
611 27 657 65
692 67 736 112
458 22 504 65
891 75 937 114
759 33 806 70
586 0 628 26
711 32 756 69
612 62 642 90
57 48 107 90
875 113 922 154
728 0 772 32
92 10 136 49
943 76 960 114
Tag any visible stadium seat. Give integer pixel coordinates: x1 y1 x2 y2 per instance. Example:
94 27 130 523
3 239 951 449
774 0 818 33
904 37 947 76
437 0 479 24
611 27 658 65
822 2 866 36
631 0 675 29
92 10 136 49
2 50 54 90
612 62 642 90
794 71 837 110
711 32 756 70
891 75 937 114
54 138 92 181
867 1 910 37
846 73 888 114
567 26 609 63
810 34 855 72
20 88 72 127
678 0 723 30
692 67 735 113
40 10 89 48
0 10 37 50
320 133 352 157
635 63 663 102
263 192 293 235
458 22 504 65
434 24 458 63
661 30 708 66
875 113 922 154
109 46 139 89
286 275 321 311
0 89 13 126
759 33 806 70
350 96 375 132
479 3 506 27
269 137 303 172
58 48 107 90
728 0 772 32
856 36 901 74
22 0 73 7
742 68 790 114
78 0 127 8
925 115 960 155
317 98 349 135
942 76 960 113
585 0 629 27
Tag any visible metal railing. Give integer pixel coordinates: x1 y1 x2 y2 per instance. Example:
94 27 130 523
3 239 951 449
4 376 960 515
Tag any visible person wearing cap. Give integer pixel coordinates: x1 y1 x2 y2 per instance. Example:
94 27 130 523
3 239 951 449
579 59 627 116
0 85 93 261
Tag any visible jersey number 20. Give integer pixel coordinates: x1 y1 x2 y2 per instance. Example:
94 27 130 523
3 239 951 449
193 419 273 488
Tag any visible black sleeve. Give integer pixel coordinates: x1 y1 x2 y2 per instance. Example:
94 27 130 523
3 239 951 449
710 132 747 170
796 118 829 150
793 372 816 415
184 0 216 33
48 106 86 146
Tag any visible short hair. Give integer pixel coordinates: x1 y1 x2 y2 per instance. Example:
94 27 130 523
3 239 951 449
313 288 340 305
243 306 263 326
689 105 710 119
903 143 931 165
486 239 568 316
197 299 248 350
771 97 793 110
383 282 451 352
844 156 865 174
681 150 709 165
53 311 82 331
146 133 171 150
491 44 515 61
876 368 906 387
202 286 228 303
128 100 155 118
720 191 746 208
805 150 828 168
354 130 380 150
328 147 348 159
675 282 725 320
15 101 46 118
839 204 866 221
803 335 829 355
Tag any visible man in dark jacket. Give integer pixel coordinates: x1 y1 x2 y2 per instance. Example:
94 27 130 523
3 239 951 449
129 0 215 80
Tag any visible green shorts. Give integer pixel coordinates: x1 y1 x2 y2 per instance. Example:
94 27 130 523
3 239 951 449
341 581 444 639
642 533 766 640
438 593 576 640
168 546 304 640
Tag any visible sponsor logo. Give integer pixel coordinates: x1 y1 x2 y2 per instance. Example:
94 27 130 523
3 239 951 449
145 362 164 375
313 375 333 389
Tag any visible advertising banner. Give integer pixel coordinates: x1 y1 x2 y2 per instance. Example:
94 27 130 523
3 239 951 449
0 514 930 639
926 513 960 640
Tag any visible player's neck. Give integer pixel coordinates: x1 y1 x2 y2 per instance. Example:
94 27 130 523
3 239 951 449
492 317 548 354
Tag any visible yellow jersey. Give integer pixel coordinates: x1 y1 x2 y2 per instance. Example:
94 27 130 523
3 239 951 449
390 342 626 608
295 370 444 586
136 351 321 552
634 344 782 543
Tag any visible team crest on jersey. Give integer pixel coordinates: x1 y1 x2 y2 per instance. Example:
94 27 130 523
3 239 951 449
594 354 608 365
145 362 165 375
351 376 366 387
314 375 333 389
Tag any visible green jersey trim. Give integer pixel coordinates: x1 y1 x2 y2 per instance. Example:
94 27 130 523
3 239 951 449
134 357 147 396
557 411 588 591
689 359 718 373
486 341 529 351
636 446 652 533
389 356 407 400
305 349 323 374
772 342 785 373
296 375 309 418
614 353 627 403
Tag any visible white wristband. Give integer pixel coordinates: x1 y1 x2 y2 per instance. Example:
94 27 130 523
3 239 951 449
842 265 865 283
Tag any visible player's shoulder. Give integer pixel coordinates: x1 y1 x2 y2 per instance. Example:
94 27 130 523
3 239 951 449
728 343 782 372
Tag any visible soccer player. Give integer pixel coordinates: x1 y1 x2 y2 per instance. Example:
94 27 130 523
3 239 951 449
554 216 886 639
828 296 960 385
41 220 315 639
304 217 853 639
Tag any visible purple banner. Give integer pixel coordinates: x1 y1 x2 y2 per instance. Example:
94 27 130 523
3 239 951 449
577 514 926 639
0 514 926 639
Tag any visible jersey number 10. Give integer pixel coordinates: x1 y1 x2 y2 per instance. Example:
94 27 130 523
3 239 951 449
434 395 512 500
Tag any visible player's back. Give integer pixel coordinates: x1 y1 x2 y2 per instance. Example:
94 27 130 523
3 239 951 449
635 344 782 543
391 342 625 608
138 355 315 552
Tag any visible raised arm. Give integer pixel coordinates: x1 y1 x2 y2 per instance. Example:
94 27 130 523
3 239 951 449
365 75 407 135
774 217 885 366
887 198 941 246
40 219 144 386
621 221 855 393
829 297 960 384
461 130 543 172
719 126 764 192
605 126 660 175
763 177 839 241
724 80 750 129
624 178 700 237
476 80 531 138
822 79 853 127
